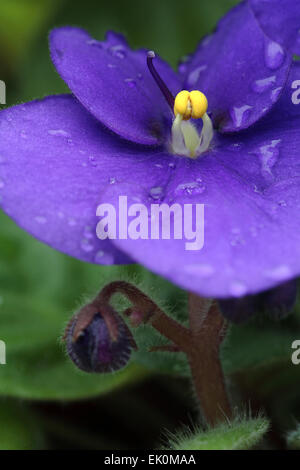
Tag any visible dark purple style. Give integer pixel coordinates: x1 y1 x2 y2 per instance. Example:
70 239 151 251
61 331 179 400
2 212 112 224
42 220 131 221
0 1 300 315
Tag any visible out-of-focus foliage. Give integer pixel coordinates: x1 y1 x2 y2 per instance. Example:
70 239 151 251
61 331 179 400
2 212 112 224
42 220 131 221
0 401 44 449
166 416 269 450
0 0 300 450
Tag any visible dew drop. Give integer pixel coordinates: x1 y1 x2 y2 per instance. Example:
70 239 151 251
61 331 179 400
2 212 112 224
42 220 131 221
229 280 247 297
230 105 252 128
278 199 287 207
94 250 114 264
184 264 215 278
83 225 94 240
109 45 126 59
230 228 245 247
86 39 103 49
187 65 207 87
20 130 27 139
264 40 285 70
80 238 94 253
149 186 164 200
88 155 97 167
124 78 136 88
202 34 213 47
265 265 291 281
270 86 282 103
34 216 47 224
109 177 116 184
68 217 77 227
227 142 244 152
257 139 281 178
175 181 206 196
252 75 276 93
48 129 70 138
169 162 176 169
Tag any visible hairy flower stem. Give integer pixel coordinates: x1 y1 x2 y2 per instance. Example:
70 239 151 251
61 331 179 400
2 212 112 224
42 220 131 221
188 293 232 427
91 281 231 427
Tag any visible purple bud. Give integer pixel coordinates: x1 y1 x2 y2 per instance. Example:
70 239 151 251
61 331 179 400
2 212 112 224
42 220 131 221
263 279 298 320
218 279 298 323
66 311 134 373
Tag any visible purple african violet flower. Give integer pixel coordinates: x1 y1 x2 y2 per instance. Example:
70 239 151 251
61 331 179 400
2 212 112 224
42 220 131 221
0 0 300 312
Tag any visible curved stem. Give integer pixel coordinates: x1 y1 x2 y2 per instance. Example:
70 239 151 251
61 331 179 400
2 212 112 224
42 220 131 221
97 281 191 351
68 280 232 428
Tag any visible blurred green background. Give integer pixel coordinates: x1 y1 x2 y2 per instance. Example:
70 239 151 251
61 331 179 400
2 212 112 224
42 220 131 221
1 0 300 450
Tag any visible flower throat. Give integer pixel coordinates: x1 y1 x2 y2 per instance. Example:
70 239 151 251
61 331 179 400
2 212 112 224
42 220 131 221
147 51 213 158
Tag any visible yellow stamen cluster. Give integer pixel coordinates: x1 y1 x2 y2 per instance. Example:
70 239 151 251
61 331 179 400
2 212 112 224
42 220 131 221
174 90 208 120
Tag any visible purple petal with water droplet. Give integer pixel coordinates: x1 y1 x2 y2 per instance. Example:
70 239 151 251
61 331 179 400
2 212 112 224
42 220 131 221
49 27 181 145
181 2 291 133
249 0 300 55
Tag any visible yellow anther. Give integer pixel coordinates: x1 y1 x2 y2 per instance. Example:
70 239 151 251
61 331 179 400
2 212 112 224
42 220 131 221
174 90 208 120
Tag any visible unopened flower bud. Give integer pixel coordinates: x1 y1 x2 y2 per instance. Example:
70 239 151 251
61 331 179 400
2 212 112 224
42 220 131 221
66 309 135 373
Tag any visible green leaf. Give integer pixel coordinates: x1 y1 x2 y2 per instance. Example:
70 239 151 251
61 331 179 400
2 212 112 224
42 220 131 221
166 416 269 450
0 400 44 449
286 424 300 449
0 291 148 400
0 0 63 77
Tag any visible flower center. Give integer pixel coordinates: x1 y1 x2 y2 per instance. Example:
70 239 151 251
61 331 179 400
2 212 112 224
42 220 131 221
147 51 214 158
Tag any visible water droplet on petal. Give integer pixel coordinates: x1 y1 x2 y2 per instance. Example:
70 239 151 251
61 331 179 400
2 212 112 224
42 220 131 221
48 129 70 138
256 139 281 179
265 40 285 70
149 186 164 200
252 75 276 93
88 155 97 167
80 238 94 253
109 45 126 59
229 280 247 297
34 216 47 224
187 65 207 87
83 225 94 240
124 78 136 88
109 177 116 184
265 265 291 281
230 105 252 128
169 162 176 169
202 34 213 47
184 264 215 278
94 250 114 264
20 130 27 139
175 181 206 196
227 142 244 152
270 86 282 103
68 217 77 227
278 199 287 207
86 39 103 49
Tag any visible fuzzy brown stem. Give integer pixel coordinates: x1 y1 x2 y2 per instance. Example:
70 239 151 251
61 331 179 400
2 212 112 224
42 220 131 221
187 293 232 427
98 281 191 350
